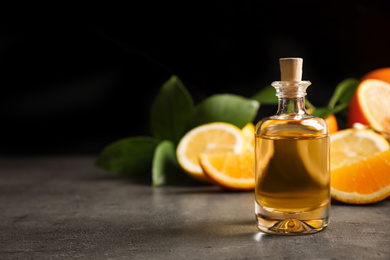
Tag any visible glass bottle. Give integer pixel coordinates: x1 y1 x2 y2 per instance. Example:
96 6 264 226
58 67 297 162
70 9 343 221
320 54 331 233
255 58 330 235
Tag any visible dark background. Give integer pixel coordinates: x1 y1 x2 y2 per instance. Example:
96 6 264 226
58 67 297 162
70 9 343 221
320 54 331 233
1 1 390 155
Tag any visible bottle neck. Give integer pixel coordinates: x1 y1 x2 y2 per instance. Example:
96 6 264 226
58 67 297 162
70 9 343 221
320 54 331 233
276 96 307 116
271 81 311 117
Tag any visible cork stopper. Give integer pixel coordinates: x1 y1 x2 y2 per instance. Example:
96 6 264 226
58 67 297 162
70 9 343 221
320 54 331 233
279 58 303 81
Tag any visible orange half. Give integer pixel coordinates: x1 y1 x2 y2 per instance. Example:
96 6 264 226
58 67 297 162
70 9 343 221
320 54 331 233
331 149 390 204
330 128 390 204
348 79 390 132
176 122 245 182
361 67 390 83
199 152 255 190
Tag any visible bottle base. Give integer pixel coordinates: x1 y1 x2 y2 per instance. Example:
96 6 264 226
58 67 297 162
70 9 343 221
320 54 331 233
255 201 329 235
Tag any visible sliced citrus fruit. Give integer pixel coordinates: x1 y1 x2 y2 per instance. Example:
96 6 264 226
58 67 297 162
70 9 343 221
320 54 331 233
361 67 390 83
324 114 338 134
348 79 390 132
330 128 390 204
331 129 389 170
199 151 255 190
331 149 390 204
176 122 245 182
241 123 255 152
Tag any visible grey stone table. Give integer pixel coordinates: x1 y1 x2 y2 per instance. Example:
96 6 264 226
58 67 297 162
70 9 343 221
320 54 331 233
1 156 389 259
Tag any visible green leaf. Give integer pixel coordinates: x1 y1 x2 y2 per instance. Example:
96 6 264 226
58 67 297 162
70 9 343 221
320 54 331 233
152 140 189 186
188 94 260 129
310 78 359 118
328 78 359 109
311 103 350 118
150 75 195 144
94 137 159 177
251 85 278 105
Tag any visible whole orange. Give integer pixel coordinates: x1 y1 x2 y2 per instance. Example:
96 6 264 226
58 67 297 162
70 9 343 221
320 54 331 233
324 114 338 134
